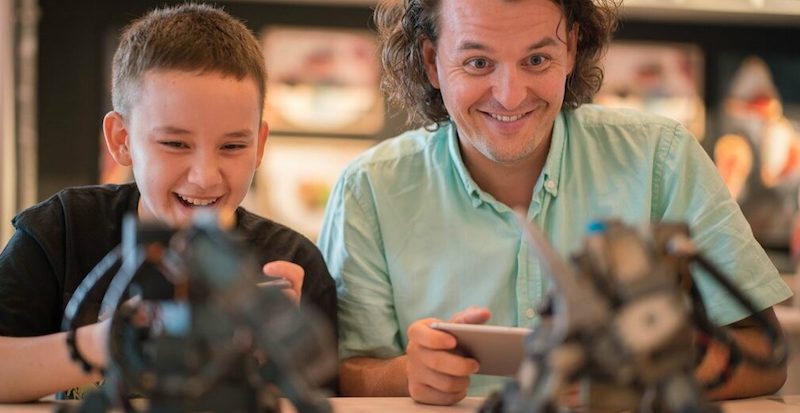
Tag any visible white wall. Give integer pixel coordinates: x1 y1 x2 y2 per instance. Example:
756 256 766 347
0 0 17 247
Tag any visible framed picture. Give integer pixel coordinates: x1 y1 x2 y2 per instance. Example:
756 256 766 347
260 26 384 136
242 135 376 241
595 41 705 140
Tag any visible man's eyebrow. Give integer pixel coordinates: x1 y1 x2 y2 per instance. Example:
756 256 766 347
526 37 559 51
457 37 560 52
458 41 492 52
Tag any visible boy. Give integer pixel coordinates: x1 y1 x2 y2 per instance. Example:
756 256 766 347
0 4 336 402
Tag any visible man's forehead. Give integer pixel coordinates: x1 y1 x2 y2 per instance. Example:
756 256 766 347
436 0 568 44
437 0 565 28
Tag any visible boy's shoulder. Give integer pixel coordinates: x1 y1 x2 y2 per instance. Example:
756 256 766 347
235 208 325 265
13 183 138 232
235 208 312 247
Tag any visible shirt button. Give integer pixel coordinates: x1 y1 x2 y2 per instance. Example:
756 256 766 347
545 180 556 190
525 308 535 319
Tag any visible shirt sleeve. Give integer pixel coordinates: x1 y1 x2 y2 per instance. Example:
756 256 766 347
318 168 404 360
0 228 61 336
653 122 793 325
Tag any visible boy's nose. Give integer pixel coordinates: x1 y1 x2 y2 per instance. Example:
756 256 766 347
187 157 223 188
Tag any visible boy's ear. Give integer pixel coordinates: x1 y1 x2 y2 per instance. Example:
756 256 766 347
103 111 132 166
421 38 441 90
255 120 269 168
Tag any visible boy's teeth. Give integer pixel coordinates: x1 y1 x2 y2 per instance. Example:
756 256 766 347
490 113 524 122
178 194 217 206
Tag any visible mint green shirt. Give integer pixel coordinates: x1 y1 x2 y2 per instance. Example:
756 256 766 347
318 105 792 395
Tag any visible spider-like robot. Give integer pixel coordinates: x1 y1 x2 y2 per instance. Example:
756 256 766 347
58 213 336 413
481 215 787 413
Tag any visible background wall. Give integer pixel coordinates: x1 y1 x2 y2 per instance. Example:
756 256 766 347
35 0 407 200
29 0 800 260
0 0 15 246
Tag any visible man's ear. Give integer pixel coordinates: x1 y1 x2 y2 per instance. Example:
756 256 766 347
255 120 269 168
421 38 441 90
103 111 132 166
566 23 579 75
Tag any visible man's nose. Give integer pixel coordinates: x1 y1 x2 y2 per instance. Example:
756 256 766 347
492 66 527 111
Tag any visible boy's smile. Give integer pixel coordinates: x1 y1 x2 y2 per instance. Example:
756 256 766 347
105 69 268 227
175 194 220 208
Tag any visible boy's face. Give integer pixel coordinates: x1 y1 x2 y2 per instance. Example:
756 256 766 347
104 70 267 227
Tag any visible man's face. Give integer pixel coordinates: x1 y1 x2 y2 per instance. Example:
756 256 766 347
120 70 267 227
422 0 576 167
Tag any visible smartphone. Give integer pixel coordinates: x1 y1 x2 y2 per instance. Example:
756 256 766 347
256 276 293 290
430 322 532 377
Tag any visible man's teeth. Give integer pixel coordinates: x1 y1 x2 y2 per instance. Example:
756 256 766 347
178 194 218 206
490 113 524 122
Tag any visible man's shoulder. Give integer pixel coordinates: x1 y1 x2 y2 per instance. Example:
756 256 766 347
565 105 689 148
13 183 137 230
349 125 445 169
567 104 681 132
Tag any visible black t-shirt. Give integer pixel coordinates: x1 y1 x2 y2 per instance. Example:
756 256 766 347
0 183 337 338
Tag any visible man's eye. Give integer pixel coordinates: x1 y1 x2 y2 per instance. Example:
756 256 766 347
528 55 547 66
466 58 490 70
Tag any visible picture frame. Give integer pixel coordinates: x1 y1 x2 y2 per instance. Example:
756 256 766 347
259 26 384 137
595 40 705 140
242 135 376 241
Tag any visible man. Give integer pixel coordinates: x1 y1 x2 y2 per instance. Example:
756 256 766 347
318 0 792 406
0 4 336 402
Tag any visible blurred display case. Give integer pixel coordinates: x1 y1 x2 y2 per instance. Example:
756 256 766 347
600 11 800 272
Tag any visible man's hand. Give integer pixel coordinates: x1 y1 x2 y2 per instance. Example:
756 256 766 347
262 261 304 304
697 308 787 400
405 306 491 405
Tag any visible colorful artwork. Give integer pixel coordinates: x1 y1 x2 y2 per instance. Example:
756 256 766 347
260 26 384 136
595 41 705 140
241 136 375 241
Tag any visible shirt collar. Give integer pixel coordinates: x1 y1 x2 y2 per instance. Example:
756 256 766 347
541 110 567 198
445 122 485 208
445 112 567 208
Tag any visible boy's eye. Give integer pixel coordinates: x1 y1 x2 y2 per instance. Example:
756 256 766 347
159 141 188 149
221 143 247 151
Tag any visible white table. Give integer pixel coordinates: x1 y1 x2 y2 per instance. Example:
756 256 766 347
4 396 799 413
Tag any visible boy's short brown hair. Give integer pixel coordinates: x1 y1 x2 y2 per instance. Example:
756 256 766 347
112 3 267 118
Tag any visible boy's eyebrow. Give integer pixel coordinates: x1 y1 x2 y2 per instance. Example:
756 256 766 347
224 129 254 139
153 126 192 135
153 126 254 139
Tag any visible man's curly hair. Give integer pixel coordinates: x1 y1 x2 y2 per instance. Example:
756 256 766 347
374 0 619 127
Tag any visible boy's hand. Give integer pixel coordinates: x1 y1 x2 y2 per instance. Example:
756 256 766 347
262 261 304 304
405 306 491 405
76 318 111 369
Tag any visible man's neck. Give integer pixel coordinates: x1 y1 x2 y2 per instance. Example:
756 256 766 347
459 138 551 211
